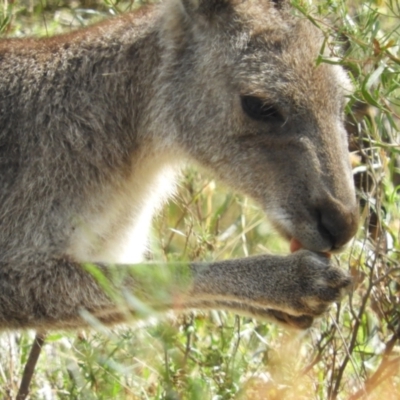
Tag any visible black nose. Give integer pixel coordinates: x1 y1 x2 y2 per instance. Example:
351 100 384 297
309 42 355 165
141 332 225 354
317 202 359 250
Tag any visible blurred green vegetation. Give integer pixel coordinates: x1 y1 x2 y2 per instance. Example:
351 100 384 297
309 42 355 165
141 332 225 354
1 0 400 399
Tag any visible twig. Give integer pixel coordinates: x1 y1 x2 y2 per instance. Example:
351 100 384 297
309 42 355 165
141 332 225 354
330 256 378 400
301 326 336 376
348 330 400 400
16 332 46 400
182 314 194 368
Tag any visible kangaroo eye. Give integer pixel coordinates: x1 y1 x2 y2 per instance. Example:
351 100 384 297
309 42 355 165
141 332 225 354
241 96 284 123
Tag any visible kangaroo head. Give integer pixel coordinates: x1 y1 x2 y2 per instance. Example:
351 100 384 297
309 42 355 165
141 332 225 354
158 0 358 252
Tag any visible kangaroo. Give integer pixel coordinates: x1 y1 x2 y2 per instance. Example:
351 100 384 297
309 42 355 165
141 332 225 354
0 0 358 332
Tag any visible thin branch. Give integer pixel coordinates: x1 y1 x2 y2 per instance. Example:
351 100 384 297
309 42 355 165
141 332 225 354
16 332 46 400
330 256 378 400
348 331 400 400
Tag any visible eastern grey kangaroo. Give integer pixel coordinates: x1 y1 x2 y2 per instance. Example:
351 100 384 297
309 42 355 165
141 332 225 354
0 0 358 331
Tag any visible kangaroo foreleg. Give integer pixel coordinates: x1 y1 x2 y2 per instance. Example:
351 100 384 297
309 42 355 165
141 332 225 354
0 250 351 330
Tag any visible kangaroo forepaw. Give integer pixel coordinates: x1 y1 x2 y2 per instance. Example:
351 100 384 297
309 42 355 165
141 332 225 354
271 250 353 321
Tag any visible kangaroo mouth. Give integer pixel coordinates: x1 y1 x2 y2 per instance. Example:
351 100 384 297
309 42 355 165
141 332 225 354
290 238 303 253
289 237 332 258
270 215 335 254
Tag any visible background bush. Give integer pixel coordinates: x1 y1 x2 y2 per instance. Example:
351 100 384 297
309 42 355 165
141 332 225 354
0 0 399 399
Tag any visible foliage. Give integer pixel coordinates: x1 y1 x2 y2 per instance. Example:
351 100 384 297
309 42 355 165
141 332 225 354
0 0 399 399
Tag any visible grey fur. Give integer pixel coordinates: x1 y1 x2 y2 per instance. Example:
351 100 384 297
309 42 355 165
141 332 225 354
0 0 358 330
